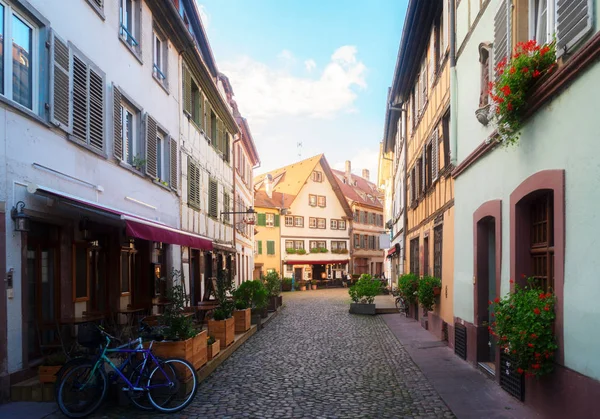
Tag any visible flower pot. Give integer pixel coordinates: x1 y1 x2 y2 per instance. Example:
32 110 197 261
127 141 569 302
233 308 251 333
149 330 207 376
300 286 306 291
207 339 220 361
267 295 277 312
208 317 235 348
39 365 62 383
433 286 441 296
311 285 317 290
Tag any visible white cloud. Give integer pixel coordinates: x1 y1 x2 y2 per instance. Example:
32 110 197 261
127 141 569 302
220 45 367 121
197 4 209 29
304 59 316 72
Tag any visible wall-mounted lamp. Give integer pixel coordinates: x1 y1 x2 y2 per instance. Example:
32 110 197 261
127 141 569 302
11 201 30 232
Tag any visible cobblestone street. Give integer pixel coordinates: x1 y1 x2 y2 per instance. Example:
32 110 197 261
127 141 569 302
69 288 454 419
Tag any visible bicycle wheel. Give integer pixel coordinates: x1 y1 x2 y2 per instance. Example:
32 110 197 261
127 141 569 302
127 358 175 411
57 361 107 418
54 357 93 400
146 358 198 413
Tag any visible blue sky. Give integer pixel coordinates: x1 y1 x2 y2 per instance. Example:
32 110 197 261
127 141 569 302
198 0 407 183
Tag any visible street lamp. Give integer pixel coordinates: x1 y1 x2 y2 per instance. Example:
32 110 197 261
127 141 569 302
221 206 257 225
11 201 30 232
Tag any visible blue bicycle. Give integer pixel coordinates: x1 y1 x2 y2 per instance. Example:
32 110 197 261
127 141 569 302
56 324 198 418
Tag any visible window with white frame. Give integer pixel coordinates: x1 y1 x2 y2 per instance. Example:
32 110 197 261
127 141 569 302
119 0 140 53
312 171 323 182
529 0 554 45
339 220 346 230
0 3 36 110
308 194 317 207
294 240 304 250
317 196 326 208
156 129 168 183
330 219 338 230
294 216 304 227
331 241 347 251
285 216 294 227
285 264 293 273
121 101 141 167
153 28 168 87
317 218 326 229
309 217 317 229
309 241 326 250
266 213 274 227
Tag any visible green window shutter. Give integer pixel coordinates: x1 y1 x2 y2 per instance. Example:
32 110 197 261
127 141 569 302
258 241 263 255
267 241 275 255
182 63 192 115
257 213 266 226
274 214 280 227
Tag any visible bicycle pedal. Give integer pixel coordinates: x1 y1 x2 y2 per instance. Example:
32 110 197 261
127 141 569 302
121 387 130 392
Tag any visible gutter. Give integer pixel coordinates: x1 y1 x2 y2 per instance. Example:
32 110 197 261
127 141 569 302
450 0 458 166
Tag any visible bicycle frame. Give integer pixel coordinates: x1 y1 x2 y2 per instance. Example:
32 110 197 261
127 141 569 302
79 335 173 392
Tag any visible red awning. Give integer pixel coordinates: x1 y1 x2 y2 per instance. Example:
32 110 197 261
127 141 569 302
124 217 212 251
387 247 397 256
285 260 349 266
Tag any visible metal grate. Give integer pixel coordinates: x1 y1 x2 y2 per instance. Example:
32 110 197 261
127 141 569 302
454 323 467 360
499 353 525 401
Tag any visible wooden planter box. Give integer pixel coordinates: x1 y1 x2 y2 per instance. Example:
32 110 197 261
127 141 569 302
277 296 283 307
267 296 277 312
208 317 235 348
149 330 207 375
349 303 376 315
207 339 220 361
234 308 251 333
39 366 62 383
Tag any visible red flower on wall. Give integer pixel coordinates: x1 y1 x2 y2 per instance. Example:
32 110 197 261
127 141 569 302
494 297 500 303
533 70 541 78
500 85 511 96
528 343 535 348
533 307 541 315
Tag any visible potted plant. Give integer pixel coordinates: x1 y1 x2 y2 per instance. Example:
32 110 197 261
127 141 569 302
39 352 66 383
207 335 220 361
418 276 442 314
234 280 269 327
286 248 296 254
151 269 207 371
208 268 235 348
233 299 251 334
296 249 307 255
348 275 382 315
310 279 318 290
295 280 306 291
398 273 419 306
281 277 293 292
263 271 281 312
489 278 557 378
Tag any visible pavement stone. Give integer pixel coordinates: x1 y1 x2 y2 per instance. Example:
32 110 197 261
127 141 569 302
45 289 454 418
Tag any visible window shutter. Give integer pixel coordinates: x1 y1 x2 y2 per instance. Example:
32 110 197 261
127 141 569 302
49 30 72 132
257 213 266 226
164 134 172 185
274 214 280 227
182 64 192 116
493 0 511 82
72 56 89 143
88 68 105 151
422 145 427 192
170 137 178 191
204 99 210 137
223 191 231 222
258 240 263 255
187 157 198 207
432 130 439 182
145 113 158 178
267 241 275 255
209 179 218 218
429 36 435 86
556 0 593 57
113 85 123 160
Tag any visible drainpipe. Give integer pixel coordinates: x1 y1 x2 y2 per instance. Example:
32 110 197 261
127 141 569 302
402 104 408 274
232 133 241 283
450 0 458 166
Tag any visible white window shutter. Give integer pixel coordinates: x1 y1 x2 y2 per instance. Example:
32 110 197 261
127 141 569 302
556 0 593 57
493 0 511 81
88 68 105 152
145 113 157 178
49 30 72 133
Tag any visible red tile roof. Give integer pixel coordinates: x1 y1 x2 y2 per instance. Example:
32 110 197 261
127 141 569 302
331 169 383 209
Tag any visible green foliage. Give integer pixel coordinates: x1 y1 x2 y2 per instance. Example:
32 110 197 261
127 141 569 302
359 273 373 281
348 277 382 304
294 280 305 290
489 279 557 378
286 248 296 254
214 268 235 319
233 280 268 310
234 299 248 310
263 270 281 297
296 249 307 255
398 273 419 305
310 247 328 253
160 269 198 340
418 276 442 312
207 335 216 345
281 277 293 291
490 40 557 146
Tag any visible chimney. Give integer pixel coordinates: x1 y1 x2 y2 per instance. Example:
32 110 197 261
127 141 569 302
345 160 352 184
362 169 370 181
265 174 273 199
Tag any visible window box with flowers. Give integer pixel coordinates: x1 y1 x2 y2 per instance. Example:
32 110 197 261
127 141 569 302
489 278 557 378
489 40 557 146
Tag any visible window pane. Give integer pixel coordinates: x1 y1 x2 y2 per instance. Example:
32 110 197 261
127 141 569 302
155 36 161 68
0 5 4 95
12 14 32 109
124 109 134 164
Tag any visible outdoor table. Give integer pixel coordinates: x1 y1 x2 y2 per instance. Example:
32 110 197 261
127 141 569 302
56 314 106 358
115 307 145 328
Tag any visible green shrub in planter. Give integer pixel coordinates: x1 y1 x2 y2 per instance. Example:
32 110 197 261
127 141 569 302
282 277 293 291
233 280 268 310
418 276 442 312
263 271 281 297
286 248 296 254
398 273 419 305
348 277 382 304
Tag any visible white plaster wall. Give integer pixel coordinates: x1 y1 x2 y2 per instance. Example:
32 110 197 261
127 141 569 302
454 0 600 380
